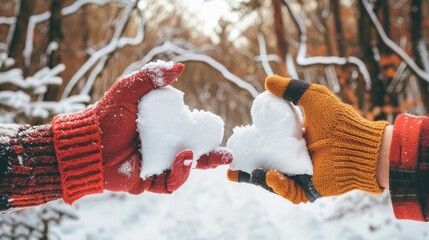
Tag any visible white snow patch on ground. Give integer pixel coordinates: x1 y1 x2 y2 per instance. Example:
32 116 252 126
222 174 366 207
137 86 224 178
228 91 312 175
52 167 429 240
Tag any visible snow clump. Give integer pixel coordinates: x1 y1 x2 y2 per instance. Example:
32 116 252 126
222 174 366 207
227 91 313 175
137 86 224 179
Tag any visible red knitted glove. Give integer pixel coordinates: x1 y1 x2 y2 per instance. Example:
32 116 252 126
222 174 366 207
195 148 233 170
52 63 231 204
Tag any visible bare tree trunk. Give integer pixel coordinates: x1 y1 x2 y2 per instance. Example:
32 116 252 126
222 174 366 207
359 0 386 120
375 0 392 54
8 0 31 73
272 0 287 76
376 0 401 120
411 0 429 113
48 0 62 69
331 0 345 57
44 0 63 101
59 0 88 95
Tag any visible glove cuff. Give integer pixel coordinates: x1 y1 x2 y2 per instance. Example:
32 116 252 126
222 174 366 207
52 107 104 204
320 109 389 195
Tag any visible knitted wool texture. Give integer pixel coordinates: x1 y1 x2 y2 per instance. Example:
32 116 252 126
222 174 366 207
263 75 389 203
52 107 104 204
0 124 63 211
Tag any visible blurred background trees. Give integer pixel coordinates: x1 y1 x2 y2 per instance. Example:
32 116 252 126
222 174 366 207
1 0 428 130
0 0 429 238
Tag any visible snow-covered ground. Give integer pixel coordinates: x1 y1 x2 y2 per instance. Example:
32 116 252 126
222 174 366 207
52 166 429 240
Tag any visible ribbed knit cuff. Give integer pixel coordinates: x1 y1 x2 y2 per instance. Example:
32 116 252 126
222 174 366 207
52 107 104 204
0 124 62 211
389 114 429 221
329 110 389 194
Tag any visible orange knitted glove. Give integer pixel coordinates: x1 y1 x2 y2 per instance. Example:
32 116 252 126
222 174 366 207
228 75 389 204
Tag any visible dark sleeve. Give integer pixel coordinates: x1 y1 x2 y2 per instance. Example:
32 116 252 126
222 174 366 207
0 124 63 212
389 114 429 221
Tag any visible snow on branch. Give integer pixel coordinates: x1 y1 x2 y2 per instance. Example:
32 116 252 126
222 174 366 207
118 8 145 47
121 41 260 98
307 12 326 33
325 66 340 93
254 54 281 63
0 63 90 122
286 53 299 79
417 40 429 72
62 0 112 15
281 0 371 90
0 202 77 239
386 61 409 94
255 34 300 79
0 16 16 25
80 55 108 95
22 0 133 70
0 64 64 93
61 1 144 99
0 0 20 66
0 90 89 119
0 53 15 69
23 11 51 67
256 34 274 76
121 41 181 75
173 53 260 98
361 0 429 82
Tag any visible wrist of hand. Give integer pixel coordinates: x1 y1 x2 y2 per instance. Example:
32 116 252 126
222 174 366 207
376 125 392 189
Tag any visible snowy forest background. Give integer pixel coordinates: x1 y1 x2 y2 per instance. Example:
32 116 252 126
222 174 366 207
1 0 429 239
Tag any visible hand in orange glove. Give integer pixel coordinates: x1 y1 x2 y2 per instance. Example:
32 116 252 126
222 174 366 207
228 75 389 203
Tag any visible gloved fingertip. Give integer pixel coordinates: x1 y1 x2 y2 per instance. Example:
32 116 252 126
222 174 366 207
265 75 290 97
227 169 240 182
175 149 194 163
227 169 251 183
174 63 185 72
153 63 185 88
165 150 193 193
266 170 286 189
265 76 312 105
196 148 233 170
165 63 185 85
213 147 233 165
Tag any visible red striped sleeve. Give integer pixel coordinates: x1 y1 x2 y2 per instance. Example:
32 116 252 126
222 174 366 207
0 124 63 211
389 114 429 221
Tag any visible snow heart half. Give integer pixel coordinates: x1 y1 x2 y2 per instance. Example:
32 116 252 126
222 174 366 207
227 91 313 176
137 85 224 179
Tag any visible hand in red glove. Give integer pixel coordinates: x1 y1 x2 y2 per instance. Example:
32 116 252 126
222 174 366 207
52 63 232 204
